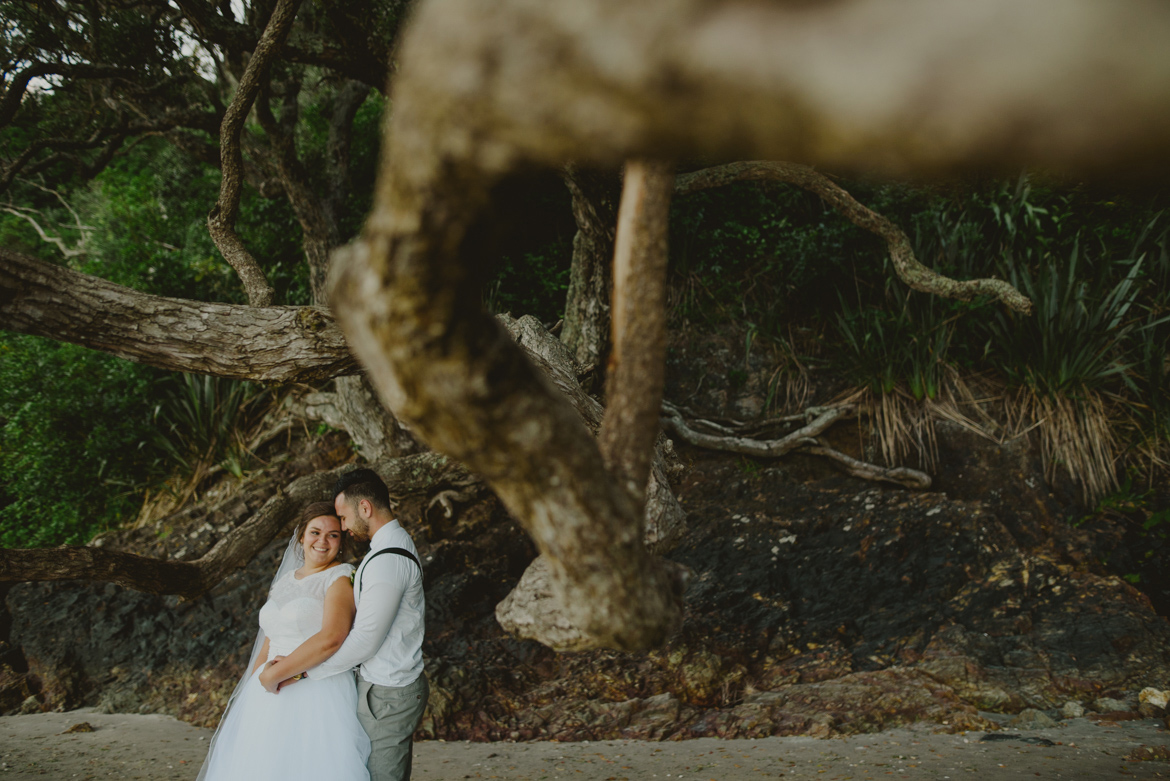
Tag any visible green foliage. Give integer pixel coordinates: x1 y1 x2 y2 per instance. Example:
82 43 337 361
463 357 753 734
76 139 309 304
1128 307 1170 439
983 245 1143 396
0 334 168 547
737 456 762 477
485 237 574 323
153 374 270 486
669 180 890 334
834 279 962 400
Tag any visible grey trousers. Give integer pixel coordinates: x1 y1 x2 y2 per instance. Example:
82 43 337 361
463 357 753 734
357 672 429 781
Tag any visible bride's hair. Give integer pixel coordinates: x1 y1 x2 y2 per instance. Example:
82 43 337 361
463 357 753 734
294 501 348 561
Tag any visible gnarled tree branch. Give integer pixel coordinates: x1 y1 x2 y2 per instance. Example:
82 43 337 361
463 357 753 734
331 0 1170 652
206 0 303 307
0 248 358 382
675 161 1032 313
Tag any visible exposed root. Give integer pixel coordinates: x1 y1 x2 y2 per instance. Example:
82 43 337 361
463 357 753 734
426 484 480 519
661 402 931 489
798 444 931 490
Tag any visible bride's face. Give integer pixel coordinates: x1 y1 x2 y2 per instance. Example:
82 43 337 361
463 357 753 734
301 515 343 567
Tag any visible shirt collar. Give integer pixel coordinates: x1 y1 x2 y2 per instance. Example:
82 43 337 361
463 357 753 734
369 519 401 548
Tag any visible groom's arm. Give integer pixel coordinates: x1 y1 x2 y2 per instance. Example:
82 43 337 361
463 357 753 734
305 560 410 680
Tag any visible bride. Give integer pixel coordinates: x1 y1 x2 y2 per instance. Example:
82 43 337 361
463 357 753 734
199 502 371 780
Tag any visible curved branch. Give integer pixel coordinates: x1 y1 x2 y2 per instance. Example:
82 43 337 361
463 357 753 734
0 205 89 259
798 444 931 490
674 161 1032 313
0 247 357 382
598 160 674 502
207 0 303 307
0 62 132 129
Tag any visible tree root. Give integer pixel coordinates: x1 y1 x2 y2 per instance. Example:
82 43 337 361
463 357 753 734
661 402 931 490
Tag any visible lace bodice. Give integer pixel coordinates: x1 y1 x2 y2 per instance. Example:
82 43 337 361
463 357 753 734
258 564 354 658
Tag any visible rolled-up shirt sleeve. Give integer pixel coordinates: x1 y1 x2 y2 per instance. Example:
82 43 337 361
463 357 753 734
305 557 410 680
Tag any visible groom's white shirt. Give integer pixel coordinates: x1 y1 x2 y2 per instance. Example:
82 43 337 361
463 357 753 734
305 520 425 687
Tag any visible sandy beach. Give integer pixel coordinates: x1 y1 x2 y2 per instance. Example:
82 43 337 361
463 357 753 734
1 709 1167 780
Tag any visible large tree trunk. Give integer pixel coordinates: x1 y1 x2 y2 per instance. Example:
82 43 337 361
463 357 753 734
306 374 424 460
560 166 620 370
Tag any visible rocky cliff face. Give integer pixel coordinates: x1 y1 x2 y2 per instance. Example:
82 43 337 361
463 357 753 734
3 356 1168 738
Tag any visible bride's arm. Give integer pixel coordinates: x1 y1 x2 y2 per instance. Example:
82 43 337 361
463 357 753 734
250 637 271 675
259 576 355 693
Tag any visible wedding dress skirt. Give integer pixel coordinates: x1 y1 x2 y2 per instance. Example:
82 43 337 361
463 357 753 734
201 564 371 780
201 665 371 781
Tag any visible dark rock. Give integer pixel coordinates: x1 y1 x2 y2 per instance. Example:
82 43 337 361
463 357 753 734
5 390 1170 744
980 733 1056 746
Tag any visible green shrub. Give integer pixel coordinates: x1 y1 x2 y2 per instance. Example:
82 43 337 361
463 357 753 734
485 236 574 323
153 373 271 491
0 334 168 547
983 243 1142 396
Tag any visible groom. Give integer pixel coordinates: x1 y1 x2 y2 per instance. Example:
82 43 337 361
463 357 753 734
305 468 428 781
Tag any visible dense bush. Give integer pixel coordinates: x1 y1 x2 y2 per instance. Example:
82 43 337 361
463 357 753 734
0 334 168 547
0 137 310 547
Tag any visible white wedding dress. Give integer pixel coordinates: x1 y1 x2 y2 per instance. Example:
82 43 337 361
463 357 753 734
201 563 371 781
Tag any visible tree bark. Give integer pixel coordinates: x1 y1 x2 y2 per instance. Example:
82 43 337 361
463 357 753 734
331 204 687 649
499 314 687 552
206 0 304 307
312 375 424 460
560 166 621 369
0 248 357 382
598 160 674 504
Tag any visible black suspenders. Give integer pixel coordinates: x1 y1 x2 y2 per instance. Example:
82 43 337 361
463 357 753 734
356 547 422 596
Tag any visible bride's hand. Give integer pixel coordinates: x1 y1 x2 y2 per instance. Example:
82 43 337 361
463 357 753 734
259 658 284 693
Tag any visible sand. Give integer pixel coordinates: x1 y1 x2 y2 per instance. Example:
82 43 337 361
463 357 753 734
1 709 1167 779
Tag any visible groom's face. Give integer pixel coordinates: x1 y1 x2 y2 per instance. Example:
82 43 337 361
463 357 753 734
335 492 371 542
